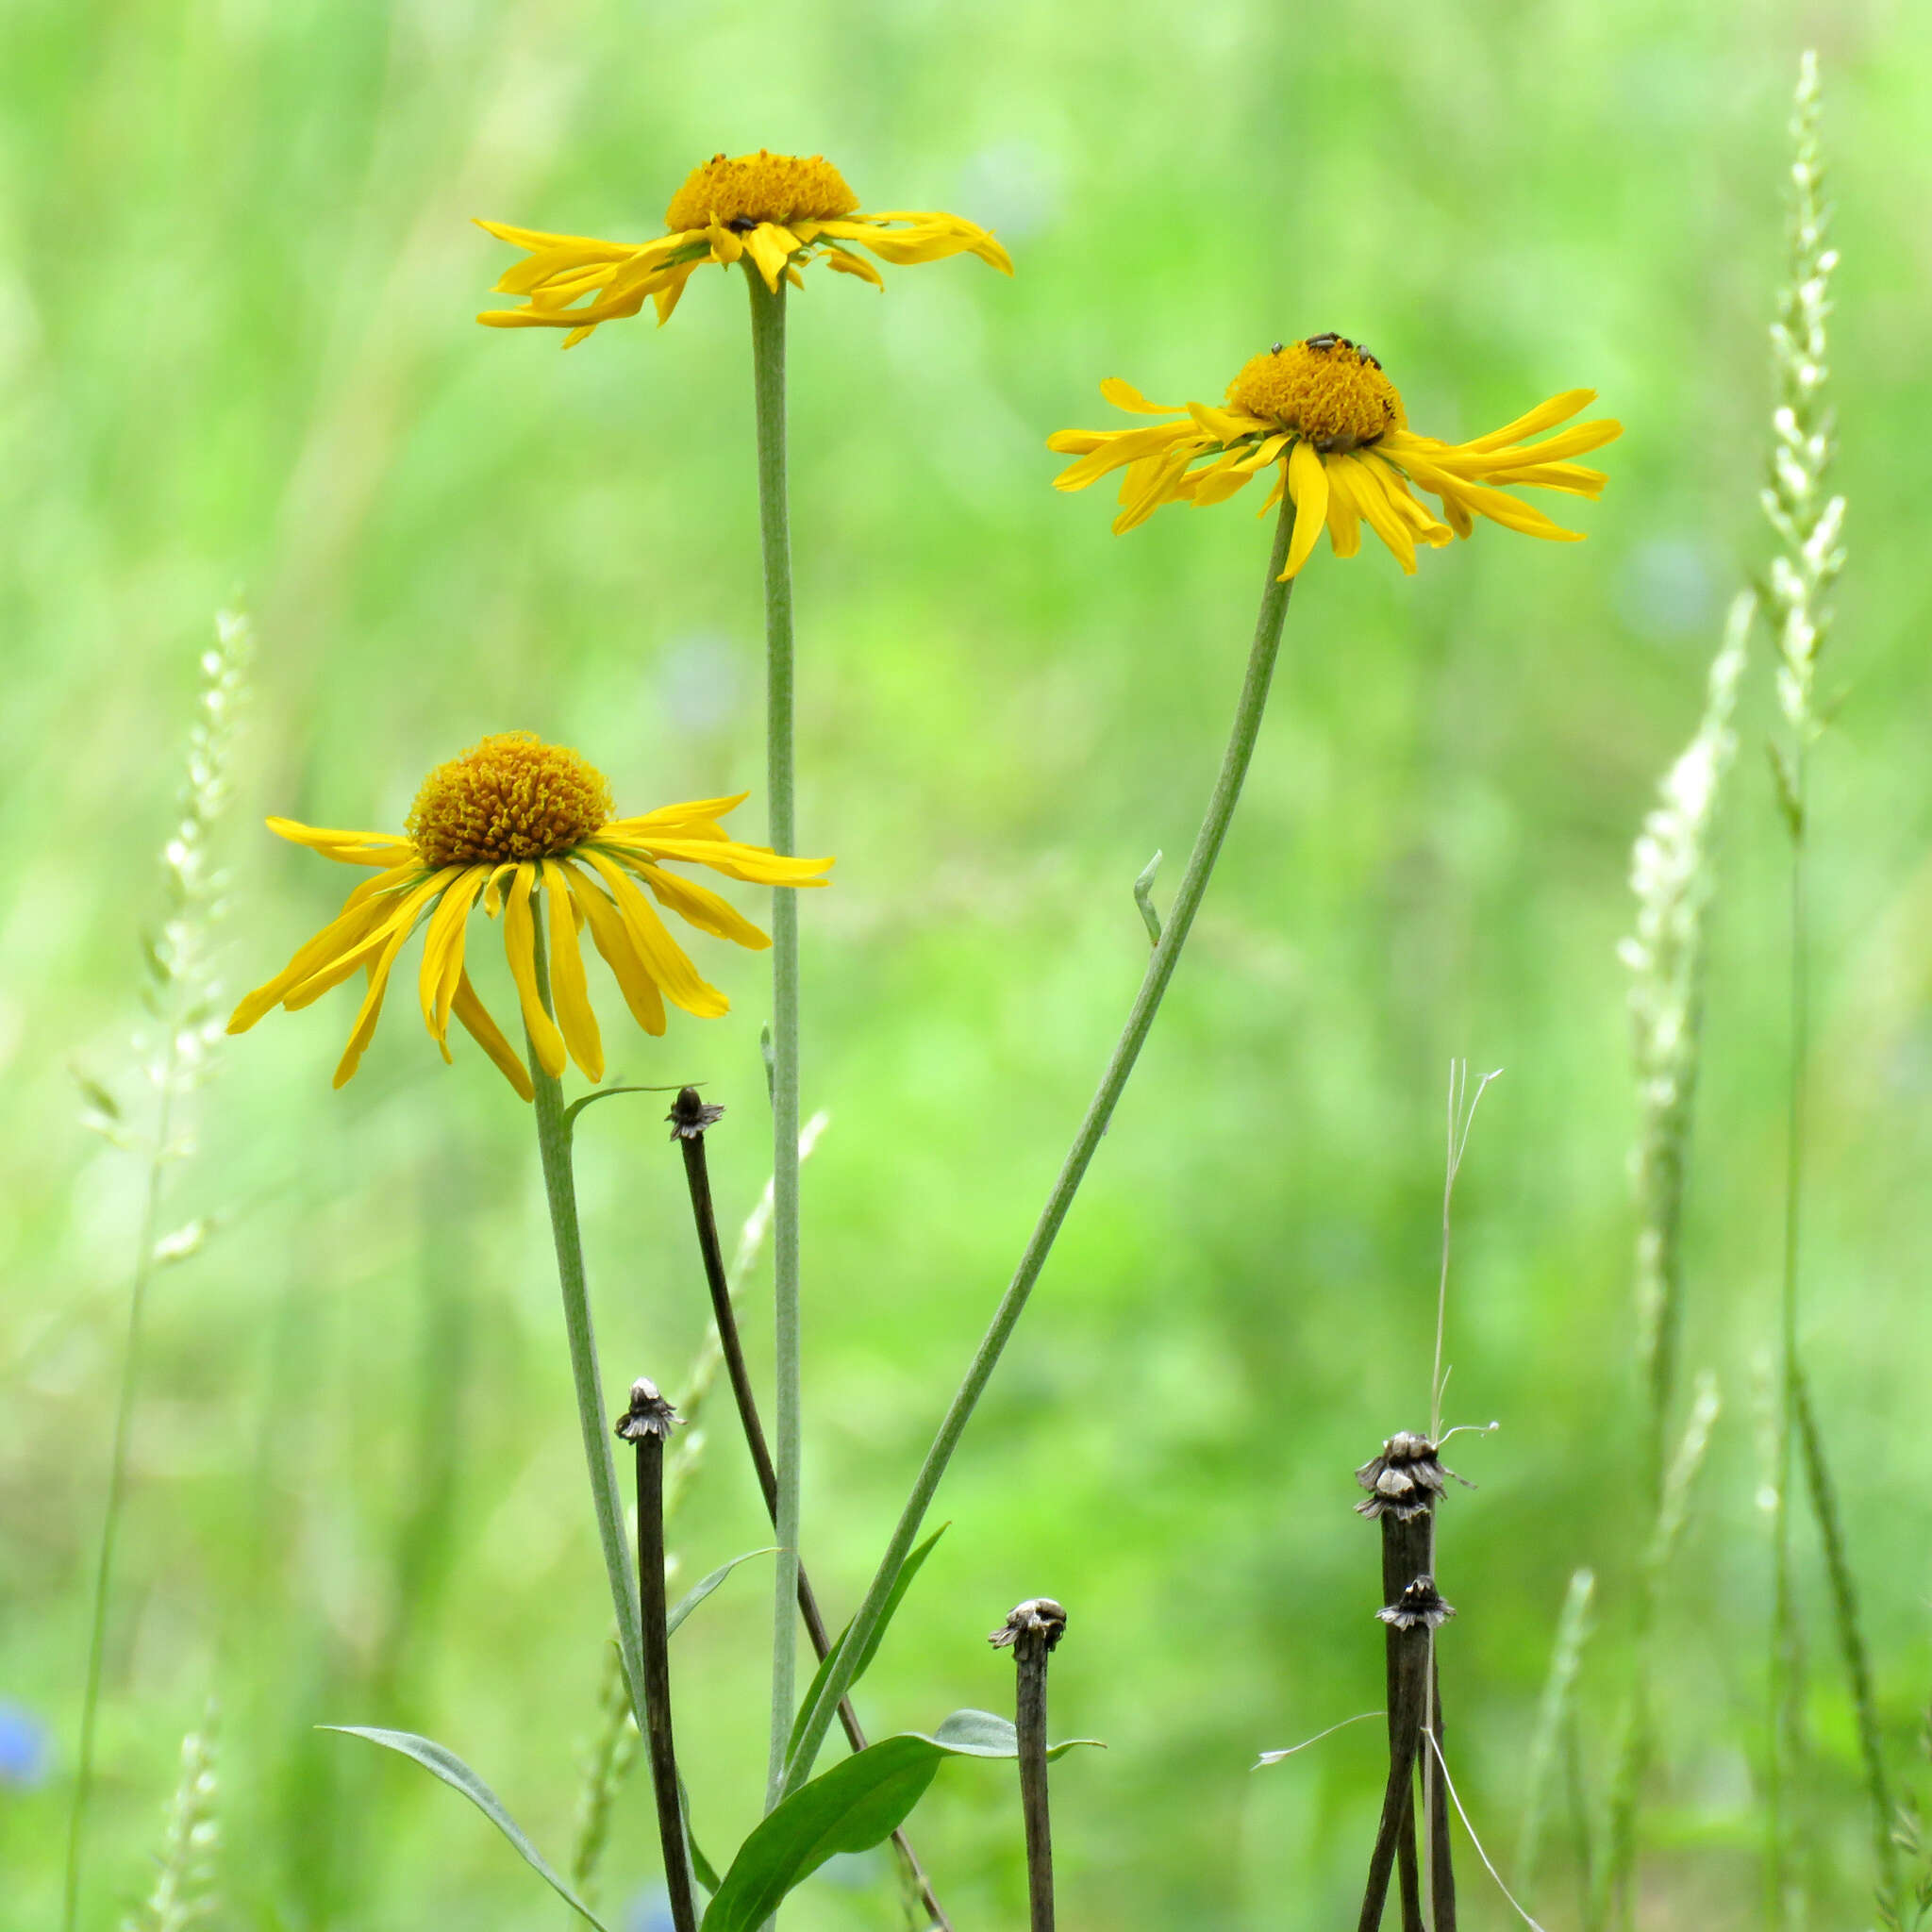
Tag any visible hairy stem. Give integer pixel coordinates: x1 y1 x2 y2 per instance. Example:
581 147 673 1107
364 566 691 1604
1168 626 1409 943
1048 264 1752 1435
784 499 1299 1794
745 260 802 1816
526 917 646 1727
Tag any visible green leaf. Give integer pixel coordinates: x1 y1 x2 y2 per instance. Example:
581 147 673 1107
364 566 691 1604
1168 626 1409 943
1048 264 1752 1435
668 1547 777 1640
325 1726 614 1931
562 1083 688 1134
71 1070 122 1122
787 1524 949 1765
704 1711 1100 1932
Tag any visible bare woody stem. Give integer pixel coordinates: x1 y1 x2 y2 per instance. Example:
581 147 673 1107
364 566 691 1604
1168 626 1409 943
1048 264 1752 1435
786 499 1299 1795
666 1089 953 1931
991 1600 1067 1932
617 1378 698 1932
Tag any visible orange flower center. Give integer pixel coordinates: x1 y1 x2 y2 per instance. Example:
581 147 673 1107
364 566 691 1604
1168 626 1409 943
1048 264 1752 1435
406 732 612 869
665 151 860 234
1226 336 1401 452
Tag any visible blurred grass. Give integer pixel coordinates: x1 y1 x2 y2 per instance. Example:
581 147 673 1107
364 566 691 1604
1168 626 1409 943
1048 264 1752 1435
4 0 1931 1925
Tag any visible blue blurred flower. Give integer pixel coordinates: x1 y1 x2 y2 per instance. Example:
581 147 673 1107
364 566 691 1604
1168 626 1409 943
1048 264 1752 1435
0 1701 50 1789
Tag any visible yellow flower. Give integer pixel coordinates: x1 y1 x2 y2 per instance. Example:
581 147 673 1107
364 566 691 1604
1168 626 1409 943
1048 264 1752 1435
228 732 832 1098
1048 334 1622 578
477 149 1013 347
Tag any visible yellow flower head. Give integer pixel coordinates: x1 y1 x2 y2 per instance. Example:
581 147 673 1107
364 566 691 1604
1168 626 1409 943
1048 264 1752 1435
228 732 833 1098
477 149 1014 347
1048 334 1623 579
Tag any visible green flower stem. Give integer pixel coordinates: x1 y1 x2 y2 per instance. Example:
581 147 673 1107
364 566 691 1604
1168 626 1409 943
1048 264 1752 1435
745 262 802 1814
785 497 1300 1794
525 915 646 1729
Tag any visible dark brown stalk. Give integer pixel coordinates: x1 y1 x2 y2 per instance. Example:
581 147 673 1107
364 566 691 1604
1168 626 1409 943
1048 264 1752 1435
616 1378 697 1932
1426 1656 1457 1930
991 1599 1067 1932
1356 1434 1461 1932
668 1089 951 1930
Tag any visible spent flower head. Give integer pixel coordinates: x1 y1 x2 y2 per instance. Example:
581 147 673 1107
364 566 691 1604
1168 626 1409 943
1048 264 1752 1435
1050 333 1621 578
228 732 831 1096
478 149 1012 347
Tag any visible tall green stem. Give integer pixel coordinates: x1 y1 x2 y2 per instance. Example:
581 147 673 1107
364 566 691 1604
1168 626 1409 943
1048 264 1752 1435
525 916 647 1728
1768 746 1807 1928
784 499 1299 1793
744 264 801 1813
63 1082 177 1932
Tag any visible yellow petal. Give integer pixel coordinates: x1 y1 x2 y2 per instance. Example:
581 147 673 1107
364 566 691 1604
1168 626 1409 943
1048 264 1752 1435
741 223 797 291
638 862 771 950
1280 441 1330 579
563 862 667 1037
504 862 567 1078
541 859 605 1082
450 969 534 1101
228 867 415 1033
265 818 416 868
621 835 833 887
283 871 456 1012
1099 376 1183 416
823 245 885 288
1323 458 1363 558
419 870 486 1047
579 851 728 1018
331 883 446 1090
1337 454 1420 572
1460 389 1595 453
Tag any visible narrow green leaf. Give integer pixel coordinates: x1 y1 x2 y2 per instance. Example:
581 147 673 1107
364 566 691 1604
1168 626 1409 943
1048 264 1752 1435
71 1071 122 1123
325 1726 614 1931
786 1524 948 1766
707 1711 1100 1932
668 1547 777 1640
562 1083 690 1133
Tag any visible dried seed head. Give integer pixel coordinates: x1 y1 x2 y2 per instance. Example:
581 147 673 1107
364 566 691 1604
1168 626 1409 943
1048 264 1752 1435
1355 1430 1466 1521
614 1376 682 1442
990 1598 1068 1654
1377 1575 1456 1631
667 1086 725 1140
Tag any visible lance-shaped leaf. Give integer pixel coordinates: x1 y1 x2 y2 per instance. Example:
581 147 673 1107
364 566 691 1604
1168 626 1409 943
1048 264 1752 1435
706 1709 1101 1932
668 1547 776 1640
325 1726 612 1930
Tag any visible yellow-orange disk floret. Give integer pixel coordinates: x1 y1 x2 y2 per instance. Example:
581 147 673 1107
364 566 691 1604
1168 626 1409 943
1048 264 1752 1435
405 732 613 869
665 152 861 233
1226 338 1400 454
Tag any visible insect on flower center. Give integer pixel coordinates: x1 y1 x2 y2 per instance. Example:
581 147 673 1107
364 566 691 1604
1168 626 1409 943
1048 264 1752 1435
406 732 613 869
666 151 861 234
1226 336 1401 453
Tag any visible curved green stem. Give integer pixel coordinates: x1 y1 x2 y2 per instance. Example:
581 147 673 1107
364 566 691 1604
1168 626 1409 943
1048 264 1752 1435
526 916 646 1729
745 263 802 1814
784 498 1300 1793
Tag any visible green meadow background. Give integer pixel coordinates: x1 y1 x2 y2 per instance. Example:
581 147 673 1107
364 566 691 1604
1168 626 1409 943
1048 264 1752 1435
6 0 1931 1924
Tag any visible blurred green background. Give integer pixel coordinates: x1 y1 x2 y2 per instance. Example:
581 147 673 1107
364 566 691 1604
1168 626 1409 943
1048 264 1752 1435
5 0 1930 1924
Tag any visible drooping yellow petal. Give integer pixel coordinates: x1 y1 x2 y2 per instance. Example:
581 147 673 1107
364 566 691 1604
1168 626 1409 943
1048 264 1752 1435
1336 454 1420 573
503 862 567 1078
265 819 417 868
1051 422 1202 493
741 222 800 291
450 969 534 1101
332 883 448 1090
822 244 886 288
562 862 667 1037
1280 440 1330 579
635 861 772 950
608 793 750 835
1099 376 1184 416
418 870 487 1050
228 866 417 1033
1323 457 1364 559
617 835 833 888
1113 443 1197 532
541 859 605 1082
284 871 458 1011
579 850 729 1018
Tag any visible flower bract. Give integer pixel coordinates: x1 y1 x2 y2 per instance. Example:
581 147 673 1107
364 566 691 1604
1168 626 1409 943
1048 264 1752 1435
1048 335 1622 578
477 149 1013 347
228 732 832 1097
